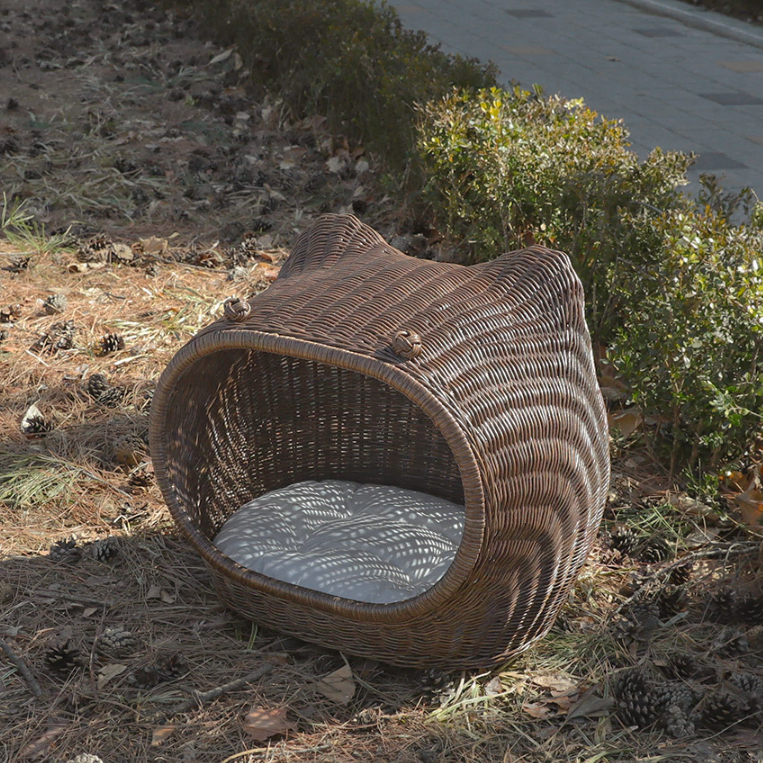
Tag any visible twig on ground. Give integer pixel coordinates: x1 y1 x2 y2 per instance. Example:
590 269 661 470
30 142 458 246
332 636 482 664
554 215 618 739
34 588 111 609
219 742 334 763
0 635 45 699
162 662 275 720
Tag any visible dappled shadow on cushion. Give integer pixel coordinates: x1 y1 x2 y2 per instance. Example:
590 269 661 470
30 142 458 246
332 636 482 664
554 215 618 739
213 480 465 603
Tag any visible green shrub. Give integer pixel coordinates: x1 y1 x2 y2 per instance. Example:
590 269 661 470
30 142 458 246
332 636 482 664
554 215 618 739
417 85 763 471
179 0 496 169
611 205 763 472
416 86 691 339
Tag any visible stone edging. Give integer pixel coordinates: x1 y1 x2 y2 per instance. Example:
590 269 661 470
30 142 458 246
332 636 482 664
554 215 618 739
615 0 763 51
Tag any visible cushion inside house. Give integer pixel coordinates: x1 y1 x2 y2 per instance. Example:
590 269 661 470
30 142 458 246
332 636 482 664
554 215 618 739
213 479 465 604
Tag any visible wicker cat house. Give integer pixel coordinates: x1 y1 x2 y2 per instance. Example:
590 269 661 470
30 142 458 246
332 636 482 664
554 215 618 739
149 214 609 669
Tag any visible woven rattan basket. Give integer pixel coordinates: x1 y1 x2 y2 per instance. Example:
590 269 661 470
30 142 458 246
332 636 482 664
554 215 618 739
149 213 610 669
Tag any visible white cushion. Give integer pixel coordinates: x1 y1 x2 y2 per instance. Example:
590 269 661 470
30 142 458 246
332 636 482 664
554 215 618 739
213 480 465 603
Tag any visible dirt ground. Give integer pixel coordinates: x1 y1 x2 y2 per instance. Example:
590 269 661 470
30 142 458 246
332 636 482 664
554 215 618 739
2 1 763 762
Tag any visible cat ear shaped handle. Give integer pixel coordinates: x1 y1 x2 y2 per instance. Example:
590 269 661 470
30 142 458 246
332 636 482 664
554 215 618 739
392 329 422 359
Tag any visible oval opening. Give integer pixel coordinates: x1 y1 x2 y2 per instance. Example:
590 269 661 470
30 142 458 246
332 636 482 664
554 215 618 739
161 349 467 604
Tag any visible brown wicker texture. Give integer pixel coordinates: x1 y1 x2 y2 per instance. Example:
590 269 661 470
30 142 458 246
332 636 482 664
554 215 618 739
149 213 610 669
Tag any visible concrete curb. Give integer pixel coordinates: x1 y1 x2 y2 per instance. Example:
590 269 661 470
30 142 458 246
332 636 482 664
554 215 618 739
615 0 763 51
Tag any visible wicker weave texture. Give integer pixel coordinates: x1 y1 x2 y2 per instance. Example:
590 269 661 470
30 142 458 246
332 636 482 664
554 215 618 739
150 213 610 668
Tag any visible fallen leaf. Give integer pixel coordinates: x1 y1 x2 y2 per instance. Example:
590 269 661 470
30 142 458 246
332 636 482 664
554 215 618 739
243 706 295 741
255 249 278 264
138 236 168 255
17 718 69 760
325 155 346 174
668 494 721 524
522 701 551 720
548 694 573 713
97 663 128 690
151 725 176 746
484 676 504 696
146 584 162 599
599 374 628 403
566 688 615 721
68 261 107 273
721 469 753 491
254 262 280 283
735 484 763 529
683 528 720 547
281 145 308 164
529 674 577 695
314 664 356 704
608 408 641 438
208 48 233 66
113 243 134 263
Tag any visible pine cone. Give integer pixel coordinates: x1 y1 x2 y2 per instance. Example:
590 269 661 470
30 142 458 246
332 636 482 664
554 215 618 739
705 589 737 624
86 373 110 399
129 665 165 689
158 653 188 679
96 385 127 408
661 682 699 713
95 333 125 356
659 682 700 737
736 593 763 625
0 303 22 322
90 536 120 562
135 385 154 413
111 433 146 467
97 627 139 658
728 673 763 713
45 639 82 673
21 405 53 438
43 293 67 314
49 538 82 564
712 627 749 657
697 691 749 730
419 668 457 703
654 586 687 620
638 535 672 564
669 561 693 585
664 703 695 738
129 654 188 689
126 466 153 490
662 653 697 680
614 669 668 729
77 234 114 263
609 525 640 557
31 319 75 354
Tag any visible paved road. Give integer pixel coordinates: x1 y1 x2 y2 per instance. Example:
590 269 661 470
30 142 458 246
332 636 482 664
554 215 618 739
388 0 763 198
